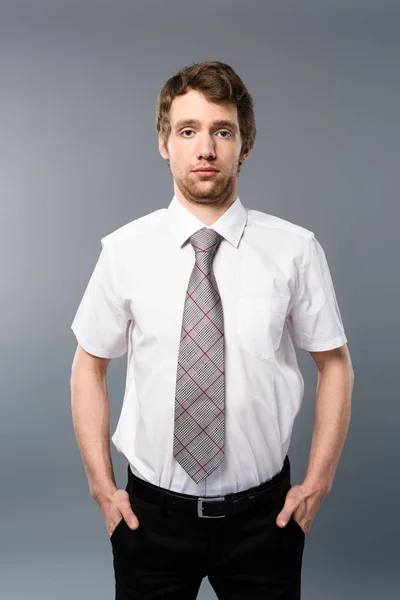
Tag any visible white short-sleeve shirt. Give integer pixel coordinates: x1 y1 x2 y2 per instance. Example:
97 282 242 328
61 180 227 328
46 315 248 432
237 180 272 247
71 195 348 496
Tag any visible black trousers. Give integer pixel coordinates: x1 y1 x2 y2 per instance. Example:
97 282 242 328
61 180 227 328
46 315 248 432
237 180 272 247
110 456 305 599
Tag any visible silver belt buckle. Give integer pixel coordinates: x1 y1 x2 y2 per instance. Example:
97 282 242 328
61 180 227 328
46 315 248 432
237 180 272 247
197 496 226 518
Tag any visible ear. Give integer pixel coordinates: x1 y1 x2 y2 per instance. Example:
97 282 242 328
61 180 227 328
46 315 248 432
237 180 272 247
239 145 252 163
158 132 169 160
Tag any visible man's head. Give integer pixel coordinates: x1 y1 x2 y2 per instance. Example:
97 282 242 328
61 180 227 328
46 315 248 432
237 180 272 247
156 61 256 208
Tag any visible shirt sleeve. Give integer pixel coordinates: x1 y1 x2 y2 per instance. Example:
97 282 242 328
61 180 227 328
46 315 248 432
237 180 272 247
70 239 130 359
288 234 348 351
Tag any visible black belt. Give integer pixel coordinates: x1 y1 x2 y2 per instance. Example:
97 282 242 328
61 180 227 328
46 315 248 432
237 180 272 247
126 455 291 519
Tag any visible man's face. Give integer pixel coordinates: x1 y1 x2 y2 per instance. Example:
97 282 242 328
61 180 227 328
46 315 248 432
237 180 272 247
159 88 250 206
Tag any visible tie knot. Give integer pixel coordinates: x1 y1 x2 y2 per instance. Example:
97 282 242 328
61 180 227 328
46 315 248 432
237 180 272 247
189 228 223 257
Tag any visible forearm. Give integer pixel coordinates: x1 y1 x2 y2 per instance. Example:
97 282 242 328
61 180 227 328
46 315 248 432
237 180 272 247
70 368 118 506
302 361 354 496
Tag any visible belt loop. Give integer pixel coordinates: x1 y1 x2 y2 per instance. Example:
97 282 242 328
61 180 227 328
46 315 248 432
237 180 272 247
285 454 290 480
160 491 166 515
232 497 240 515
248 494 255 509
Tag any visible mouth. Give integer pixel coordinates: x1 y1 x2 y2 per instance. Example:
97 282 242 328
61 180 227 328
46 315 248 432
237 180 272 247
192 169 219 176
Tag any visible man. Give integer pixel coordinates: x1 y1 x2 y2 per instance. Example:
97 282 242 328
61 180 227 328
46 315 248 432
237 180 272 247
70 61 354 599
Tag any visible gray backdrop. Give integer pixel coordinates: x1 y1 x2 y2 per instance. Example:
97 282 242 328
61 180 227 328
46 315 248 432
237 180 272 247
1 0 399 598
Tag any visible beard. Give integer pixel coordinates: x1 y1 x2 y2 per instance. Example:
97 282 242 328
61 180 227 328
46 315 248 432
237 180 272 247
167 160 241 207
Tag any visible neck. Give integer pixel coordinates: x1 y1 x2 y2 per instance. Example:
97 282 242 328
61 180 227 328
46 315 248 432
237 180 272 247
174 187 237 226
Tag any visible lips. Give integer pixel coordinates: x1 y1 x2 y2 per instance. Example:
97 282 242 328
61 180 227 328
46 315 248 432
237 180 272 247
193 170 219 177
192 170 219 176
192 167 219 172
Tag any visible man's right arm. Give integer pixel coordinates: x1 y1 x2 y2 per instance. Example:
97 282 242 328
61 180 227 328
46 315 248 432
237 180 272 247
70 344 118 510
70 344 140 536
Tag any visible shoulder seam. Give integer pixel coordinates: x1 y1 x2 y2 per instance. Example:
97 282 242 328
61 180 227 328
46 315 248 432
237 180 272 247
295 233 315 298
100 239 125 317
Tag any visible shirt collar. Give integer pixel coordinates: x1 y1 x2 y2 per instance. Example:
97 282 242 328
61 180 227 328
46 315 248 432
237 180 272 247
166 194 248 249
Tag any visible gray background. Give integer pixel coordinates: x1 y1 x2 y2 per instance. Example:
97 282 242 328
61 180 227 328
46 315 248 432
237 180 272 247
1 0 399 598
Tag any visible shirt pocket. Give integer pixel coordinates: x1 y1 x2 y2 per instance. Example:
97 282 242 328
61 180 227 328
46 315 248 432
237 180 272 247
235 295 290 360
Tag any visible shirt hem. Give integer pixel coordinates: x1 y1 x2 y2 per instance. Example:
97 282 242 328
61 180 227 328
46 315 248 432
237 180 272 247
70 326 124 359
296 333 348 351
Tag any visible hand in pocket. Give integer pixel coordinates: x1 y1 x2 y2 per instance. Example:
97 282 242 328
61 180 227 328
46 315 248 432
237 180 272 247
105 489 140 539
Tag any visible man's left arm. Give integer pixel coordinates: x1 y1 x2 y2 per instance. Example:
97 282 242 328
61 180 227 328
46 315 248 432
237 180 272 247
276 343 355 534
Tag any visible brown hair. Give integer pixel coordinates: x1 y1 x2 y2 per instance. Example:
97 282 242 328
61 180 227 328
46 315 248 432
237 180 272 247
155 61 256 166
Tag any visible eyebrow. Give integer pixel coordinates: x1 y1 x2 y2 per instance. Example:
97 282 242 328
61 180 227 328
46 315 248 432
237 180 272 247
173 119 238 133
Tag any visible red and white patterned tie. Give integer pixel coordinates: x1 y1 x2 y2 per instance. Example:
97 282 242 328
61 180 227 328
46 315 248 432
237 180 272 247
173 227 225 484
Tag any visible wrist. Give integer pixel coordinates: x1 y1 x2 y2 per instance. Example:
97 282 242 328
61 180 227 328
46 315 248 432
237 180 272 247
91 483 118 507
300 478 332 499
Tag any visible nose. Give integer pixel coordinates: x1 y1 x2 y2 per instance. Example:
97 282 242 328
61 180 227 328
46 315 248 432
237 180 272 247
196 133 216 160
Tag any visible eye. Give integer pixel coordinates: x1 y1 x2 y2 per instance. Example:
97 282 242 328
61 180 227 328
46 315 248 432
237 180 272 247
180 129 232 138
